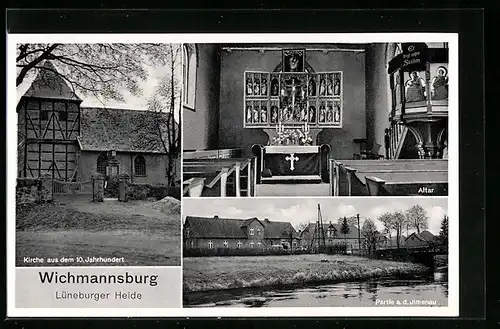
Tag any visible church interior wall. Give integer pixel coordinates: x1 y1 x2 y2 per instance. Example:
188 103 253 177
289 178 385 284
183 44 221 151
218 47 366 158
365 43 391 152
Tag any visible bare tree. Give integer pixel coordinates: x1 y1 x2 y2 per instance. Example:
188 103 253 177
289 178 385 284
392 211 408 249
146 44 182 187
378 211 409 249
296 222 309 234
378 212 394 247
17 43 172 104
405 204 429 234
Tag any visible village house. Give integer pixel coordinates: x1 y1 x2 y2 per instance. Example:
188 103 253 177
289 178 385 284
183 216 300 250
17 61 178 187
299 222 364 252
404 230 437 248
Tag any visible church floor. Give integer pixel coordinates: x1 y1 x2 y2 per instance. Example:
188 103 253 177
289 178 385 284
255 183 330 196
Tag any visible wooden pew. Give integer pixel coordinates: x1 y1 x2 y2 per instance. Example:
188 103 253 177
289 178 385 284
336 159 447 171
183 163 235 197
184 157 256 197
183 148 248 197
183 177 206 197
183 148 242 160
365 172 448 196
329 159 448 196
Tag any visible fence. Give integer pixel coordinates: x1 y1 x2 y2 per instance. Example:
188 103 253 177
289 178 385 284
53 179 93 195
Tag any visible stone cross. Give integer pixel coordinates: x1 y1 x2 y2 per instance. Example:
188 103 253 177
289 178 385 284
285 153 299 171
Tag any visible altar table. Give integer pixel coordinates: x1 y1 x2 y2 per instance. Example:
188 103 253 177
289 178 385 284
261 145 322 182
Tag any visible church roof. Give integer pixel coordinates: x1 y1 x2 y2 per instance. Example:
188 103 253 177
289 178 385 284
21 61 82 101
78 107 170 154
184 216 299 239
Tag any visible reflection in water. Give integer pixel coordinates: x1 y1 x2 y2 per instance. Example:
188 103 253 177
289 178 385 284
185 267 448 308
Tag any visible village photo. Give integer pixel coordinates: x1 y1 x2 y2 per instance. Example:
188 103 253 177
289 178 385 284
15 43 182 266
183 198 449 308
183 42 450 198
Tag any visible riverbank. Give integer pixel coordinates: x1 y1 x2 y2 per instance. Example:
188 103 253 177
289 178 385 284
183 254 429 293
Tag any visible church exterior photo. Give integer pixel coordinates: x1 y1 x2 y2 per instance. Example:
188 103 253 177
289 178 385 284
16 61 177 193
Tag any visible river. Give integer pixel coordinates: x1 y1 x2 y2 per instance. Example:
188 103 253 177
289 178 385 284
184 265 448 308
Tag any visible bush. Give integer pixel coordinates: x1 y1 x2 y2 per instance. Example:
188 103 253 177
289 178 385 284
167 186 181 201
325 243 347 255
104 176 120 198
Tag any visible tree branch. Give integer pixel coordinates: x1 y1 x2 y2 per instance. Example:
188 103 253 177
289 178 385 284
16 43 61 86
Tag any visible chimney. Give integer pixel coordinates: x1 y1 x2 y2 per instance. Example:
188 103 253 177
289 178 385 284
214 215 219 219
264 218 270 222
329 221 332 225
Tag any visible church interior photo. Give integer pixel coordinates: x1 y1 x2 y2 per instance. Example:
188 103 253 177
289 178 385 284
182 42 449 197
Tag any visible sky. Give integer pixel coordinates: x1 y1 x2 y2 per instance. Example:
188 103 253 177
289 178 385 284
183 198 448 235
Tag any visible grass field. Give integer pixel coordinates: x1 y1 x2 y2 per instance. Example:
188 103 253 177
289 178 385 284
16 196 181 266
183 254 428 292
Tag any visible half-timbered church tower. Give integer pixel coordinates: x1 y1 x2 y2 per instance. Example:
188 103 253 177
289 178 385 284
17 61 171 185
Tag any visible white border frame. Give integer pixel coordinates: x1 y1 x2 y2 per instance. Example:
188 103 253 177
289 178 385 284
7 33 458 318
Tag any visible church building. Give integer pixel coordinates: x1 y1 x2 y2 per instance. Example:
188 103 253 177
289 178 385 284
183 42 449 197
17 61 174 186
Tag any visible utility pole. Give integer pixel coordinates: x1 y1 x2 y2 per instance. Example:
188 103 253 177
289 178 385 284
318 204 326 252
357 213 361 254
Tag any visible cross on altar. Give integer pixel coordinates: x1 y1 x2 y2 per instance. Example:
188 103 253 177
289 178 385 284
285 153 299 171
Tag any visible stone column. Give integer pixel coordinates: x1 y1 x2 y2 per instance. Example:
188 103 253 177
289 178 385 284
92 173 105 202
106 156 120 177
39 174 53 203
118 173 130 202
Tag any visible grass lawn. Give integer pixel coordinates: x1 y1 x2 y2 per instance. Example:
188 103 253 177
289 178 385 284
16 196 181 266
183 254 428 292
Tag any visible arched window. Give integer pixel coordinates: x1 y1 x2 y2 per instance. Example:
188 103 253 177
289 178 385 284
96 153 107 175
183 44 197 109
134 155 146 176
